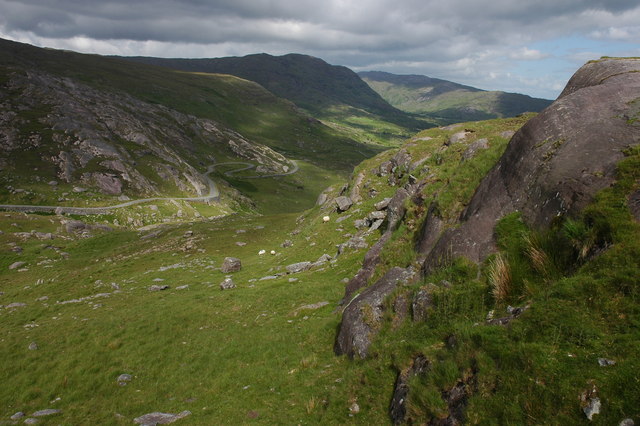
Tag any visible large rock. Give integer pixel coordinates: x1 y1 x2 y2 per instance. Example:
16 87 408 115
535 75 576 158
335 267 417 358
221 257 242 273
422 58 640 269
335 196 353 212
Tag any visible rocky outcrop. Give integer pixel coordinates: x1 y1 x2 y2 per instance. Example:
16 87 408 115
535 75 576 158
0 68 293 199
335 267 418 358
422 58 640 268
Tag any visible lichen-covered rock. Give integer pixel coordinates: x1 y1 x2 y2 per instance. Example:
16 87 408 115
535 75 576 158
422 58 640 269
335 267 417 358
335 196 353 212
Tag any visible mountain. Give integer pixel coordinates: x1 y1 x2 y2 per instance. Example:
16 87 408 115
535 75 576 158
1 51 638 424
359 70 553 124
0 38 380 215
123 54 433 145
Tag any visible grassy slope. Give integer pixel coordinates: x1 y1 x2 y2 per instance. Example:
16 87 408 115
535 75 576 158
0 38 379 174
0 38 384 214
0 115 530 424
360 71 552 124
123 54 433 146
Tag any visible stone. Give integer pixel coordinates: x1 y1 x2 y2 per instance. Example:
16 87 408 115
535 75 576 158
583 397 601 421
286 261 312 274
148 285 170 292
335 267 417 358
259 275 278 281
31 409 61 417
390 355 430 424
619 419 635 426
374 197 392 211
288 278 298 283
10 412 25 420
412 286 435 322
337 236 368 254
176 285 189 290
448 131 471 144
9 261 26 270
133 410 191 425
368 220 384 233
461 138 489 160
597 358 616 367
117 373 132 386
316 193 328 206
24 418 38 425
219 278 236 290
335 196 353 212
5 302 26 309
235 242 246 247
28 342 38 350
316 254 332 263
281 240 293 248
354 219 369 229
368 210 386 221
221 257 242 273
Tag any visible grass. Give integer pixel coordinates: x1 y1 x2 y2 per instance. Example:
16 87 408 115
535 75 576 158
342 145 640 424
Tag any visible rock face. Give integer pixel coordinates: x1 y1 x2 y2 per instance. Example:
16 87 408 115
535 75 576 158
422 58 640 268
335 267 417 358
0 62 293 199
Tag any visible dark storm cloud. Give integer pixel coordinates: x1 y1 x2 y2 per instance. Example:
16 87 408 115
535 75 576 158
1 0 639 98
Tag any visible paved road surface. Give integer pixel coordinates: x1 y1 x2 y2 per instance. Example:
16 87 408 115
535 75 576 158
0 160 298 215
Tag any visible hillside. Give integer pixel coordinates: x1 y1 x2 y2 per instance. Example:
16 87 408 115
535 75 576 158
0 38 377 216
360 70 553 124
0 51 638 425
123 54 432 145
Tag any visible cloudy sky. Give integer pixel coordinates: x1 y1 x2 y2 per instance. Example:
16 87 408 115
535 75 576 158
1 0 639 99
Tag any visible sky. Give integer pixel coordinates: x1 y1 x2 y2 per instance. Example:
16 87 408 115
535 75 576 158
1 0 639 100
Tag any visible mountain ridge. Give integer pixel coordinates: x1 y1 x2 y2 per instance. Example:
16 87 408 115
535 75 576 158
359 70 552 123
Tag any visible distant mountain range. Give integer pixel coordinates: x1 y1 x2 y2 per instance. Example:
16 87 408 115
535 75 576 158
359 71 552 123
122 54 428 145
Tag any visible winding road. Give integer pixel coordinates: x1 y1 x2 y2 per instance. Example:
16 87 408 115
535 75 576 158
0 160 298 215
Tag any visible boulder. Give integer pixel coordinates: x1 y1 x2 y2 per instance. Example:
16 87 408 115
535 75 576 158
335 196 353 212
219 278 236 290
390 355 430 424
221 257 242 273
335 267 417 358
461 138 489 161
368 211 386 221
422 58 640 269
374 197 392 211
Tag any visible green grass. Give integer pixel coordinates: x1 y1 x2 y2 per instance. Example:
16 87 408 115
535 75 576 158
342 145 640 424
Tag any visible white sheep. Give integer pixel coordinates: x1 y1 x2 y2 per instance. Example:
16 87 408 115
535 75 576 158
270 250 276 255
322 216 330 223
258 249 266 255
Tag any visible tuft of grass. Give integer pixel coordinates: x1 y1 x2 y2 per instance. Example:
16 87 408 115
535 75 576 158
487 253 512 302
